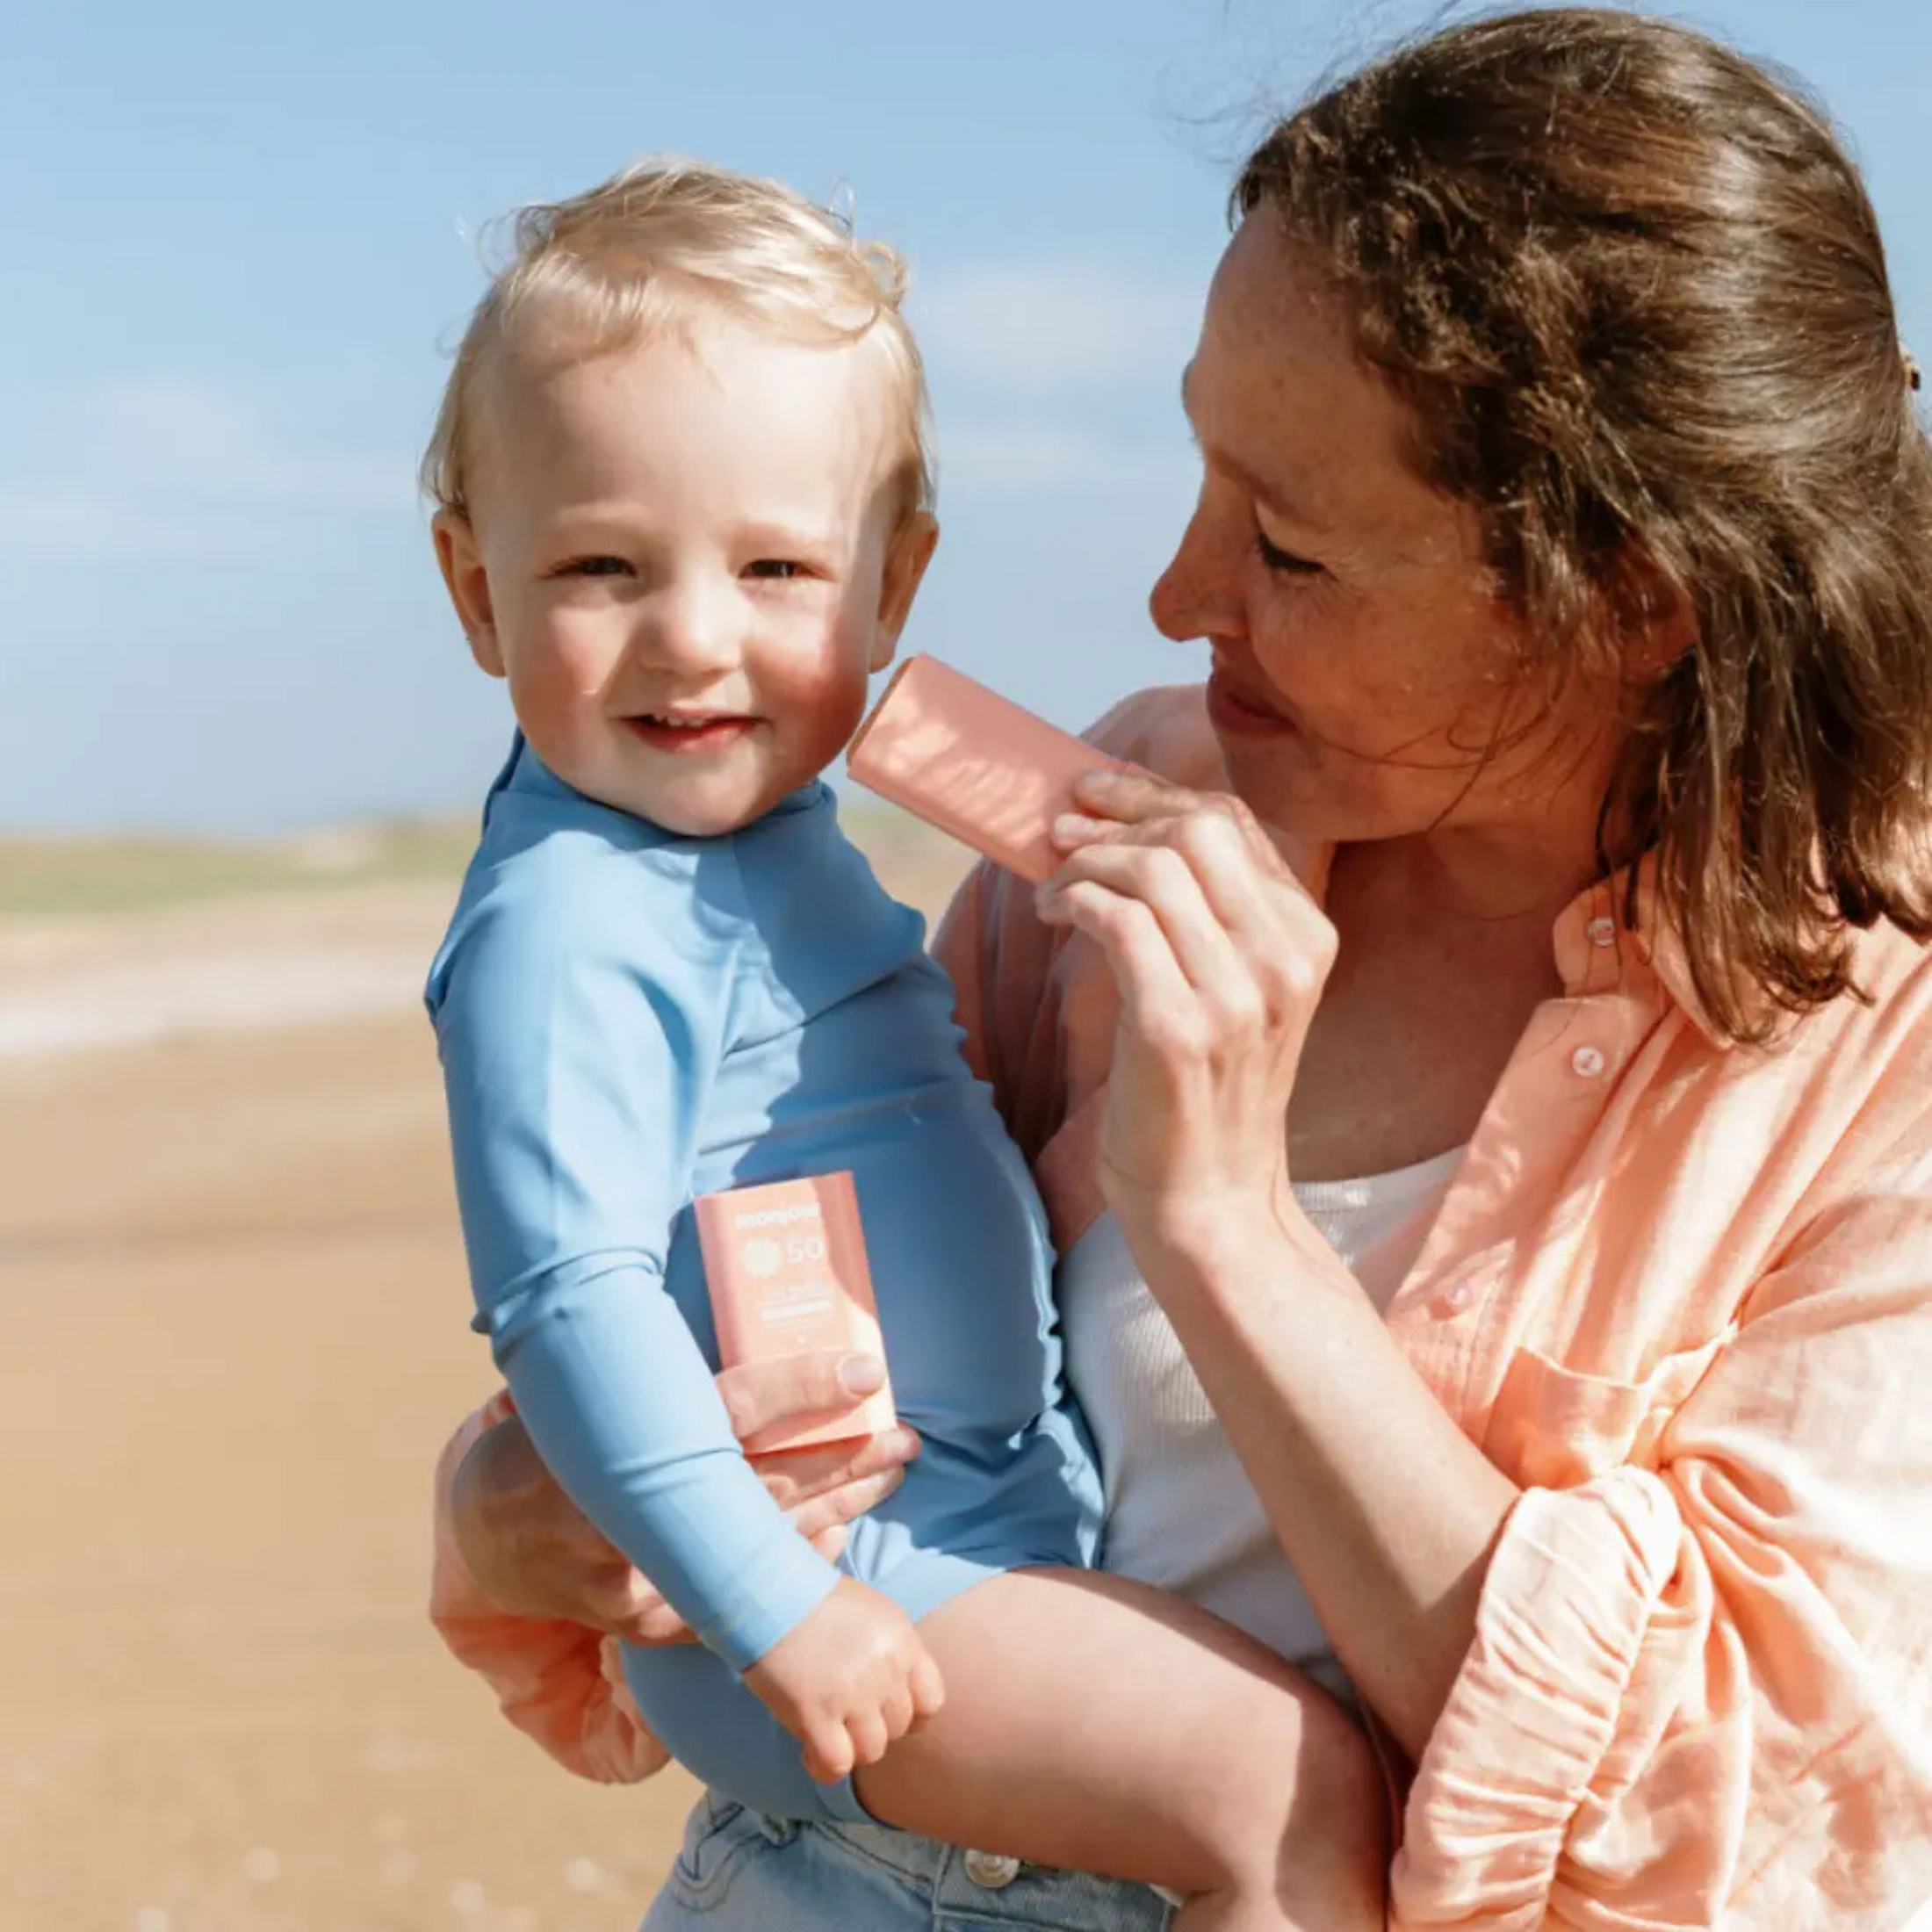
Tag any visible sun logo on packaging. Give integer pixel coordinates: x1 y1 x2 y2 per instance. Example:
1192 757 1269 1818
742 1236 783 1280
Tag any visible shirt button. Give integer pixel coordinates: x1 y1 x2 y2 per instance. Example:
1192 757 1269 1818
1571 1044 1607 1078
1436 1280 1474 1319
1587 916 1617 948
962 1849 1021 1890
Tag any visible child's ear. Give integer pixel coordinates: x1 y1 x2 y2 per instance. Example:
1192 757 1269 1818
870 511 939 673
432 509 505 678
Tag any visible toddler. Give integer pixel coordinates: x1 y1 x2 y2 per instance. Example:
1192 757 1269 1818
423 159 1378 1930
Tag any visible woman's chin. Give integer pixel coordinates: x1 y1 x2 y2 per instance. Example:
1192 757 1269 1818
1218 739 1331 834
1219 740 1435 851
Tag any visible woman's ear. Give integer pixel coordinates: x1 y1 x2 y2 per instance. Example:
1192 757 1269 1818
871 511 940 673
433 509 506 678
1611 544 1698 685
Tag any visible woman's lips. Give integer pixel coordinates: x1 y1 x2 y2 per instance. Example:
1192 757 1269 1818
622 714 756 754
1206 671 1294 737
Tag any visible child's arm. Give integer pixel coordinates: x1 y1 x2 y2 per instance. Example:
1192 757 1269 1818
428 1370 927 1783
429 850 841 1676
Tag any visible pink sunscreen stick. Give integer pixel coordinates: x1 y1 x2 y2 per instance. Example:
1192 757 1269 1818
846 655 1133 884
694 1172 898 1455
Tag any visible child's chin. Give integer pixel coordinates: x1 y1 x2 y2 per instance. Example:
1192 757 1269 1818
639 782 767 840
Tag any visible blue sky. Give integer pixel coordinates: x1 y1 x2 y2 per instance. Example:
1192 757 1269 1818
4 0 1928 833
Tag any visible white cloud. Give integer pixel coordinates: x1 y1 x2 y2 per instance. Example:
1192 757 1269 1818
0 378 413 560
912 263 1203 398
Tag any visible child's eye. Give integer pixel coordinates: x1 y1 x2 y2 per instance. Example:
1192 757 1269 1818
555 555 633 578
743 559 811 581
1253 527 1323 577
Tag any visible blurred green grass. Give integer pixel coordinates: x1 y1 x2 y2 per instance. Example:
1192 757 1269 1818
0 820 479 919
0 800 966 921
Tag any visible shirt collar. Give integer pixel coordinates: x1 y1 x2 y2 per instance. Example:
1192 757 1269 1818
1550 857 1738 1047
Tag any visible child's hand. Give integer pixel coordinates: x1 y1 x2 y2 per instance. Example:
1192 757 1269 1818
743 1577 945 1784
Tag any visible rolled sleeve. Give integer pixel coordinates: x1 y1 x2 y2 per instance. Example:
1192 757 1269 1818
1393 1472 1683 1927
1395 1167 1932 1930
429 1398 671 1785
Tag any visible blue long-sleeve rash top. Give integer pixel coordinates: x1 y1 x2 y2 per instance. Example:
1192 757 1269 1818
427 742 1088 1676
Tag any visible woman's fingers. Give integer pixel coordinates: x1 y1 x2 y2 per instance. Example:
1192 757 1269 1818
1039 876 1204 1056
749 1426 920 1510
1042 842 1258 1024
723 1355 918 1542
808 1525 851 1566
715 1348 890 1443
1032 778 1338 1238
1064 767 1290 876
773 1467 909 1543
1066 763 1191 825
450 1402 905 1647
455 1352 913 1633
1044 790 1333 1017
624 1523 856 1650
629 1447 905 1642
622 1581 699 1647
1059 782 1305 920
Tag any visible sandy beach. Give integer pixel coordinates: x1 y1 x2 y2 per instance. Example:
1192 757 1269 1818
0 814 973 1932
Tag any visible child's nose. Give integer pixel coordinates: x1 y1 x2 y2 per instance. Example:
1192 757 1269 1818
640 578 742 677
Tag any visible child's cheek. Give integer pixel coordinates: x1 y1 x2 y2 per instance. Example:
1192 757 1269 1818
509 630 619 755
530 616 623 700
552 631 623 697
779 621 871 741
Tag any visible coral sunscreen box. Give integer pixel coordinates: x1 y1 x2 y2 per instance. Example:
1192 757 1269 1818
694 1172 898 1454
847 655 1134 884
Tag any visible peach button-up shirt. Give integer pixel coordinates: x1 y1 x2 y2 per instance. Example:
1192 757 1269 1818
430 685 1932 1929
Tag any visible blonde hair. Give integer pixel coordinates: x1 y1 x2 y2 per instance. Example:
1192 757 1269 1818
422 157 935 519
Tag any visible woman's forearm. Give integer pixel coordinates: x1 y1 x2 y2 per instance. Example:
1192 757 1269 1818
1140 1205 1518 1762
1030 772 1521 1755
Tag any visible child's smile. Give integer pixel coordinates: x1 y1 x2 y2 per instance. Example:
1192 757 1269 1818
622 710 761 756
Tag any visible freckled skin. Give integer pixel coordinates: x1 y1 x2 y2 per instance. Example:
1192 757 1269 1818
1152 217 1623 852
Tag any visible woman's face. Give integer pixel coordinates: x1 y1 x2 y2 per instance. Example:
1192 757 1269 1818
1151 215 1621 847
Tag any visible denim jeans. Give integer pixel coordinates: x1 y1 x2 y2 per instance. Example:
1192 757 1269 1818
643 1787 1175 1931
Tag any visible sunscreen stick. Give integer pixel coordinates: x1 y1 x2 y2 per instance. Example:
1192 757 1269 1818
847 655 1133 883
695 1172 898 1453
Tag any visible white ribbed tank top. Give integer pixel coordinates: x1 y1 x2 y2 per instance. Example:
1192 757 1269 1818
1058 1148 1465 1677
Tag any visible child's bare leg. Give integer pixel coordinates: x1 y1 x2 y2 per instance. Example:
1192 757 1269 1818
852 1569 1387 1932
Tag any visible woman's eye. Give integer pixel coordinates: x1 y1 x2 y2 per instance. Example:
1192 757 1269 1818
743 559 809 581
1253 528 1323 576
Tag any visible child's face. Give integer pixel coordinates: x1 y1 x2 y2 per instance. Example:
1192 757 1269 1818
435 314 935 836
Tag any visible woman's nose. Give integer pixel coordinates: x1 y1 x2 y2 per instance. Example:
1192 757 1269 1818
1149 508 1229 644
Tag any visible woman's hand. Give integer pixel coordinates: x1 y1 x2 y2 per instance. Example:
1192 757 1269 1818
449 1351 919 1644
1034 768 1337 1257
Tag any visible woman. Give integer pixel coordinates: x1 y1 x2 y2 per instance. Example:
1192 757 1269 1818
429 11 1932 1927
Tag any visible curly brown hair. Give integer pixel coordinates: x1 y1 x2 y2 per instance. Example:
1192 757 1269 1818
1236 8 1932 1042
